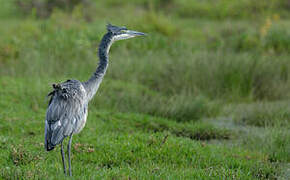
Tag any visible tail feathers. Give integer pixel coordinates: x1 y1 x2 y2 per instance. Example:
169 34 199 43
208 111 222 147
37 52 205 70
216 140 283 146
46 141 55 151
45 124 65 151
45 121 56 151
45 121 66 151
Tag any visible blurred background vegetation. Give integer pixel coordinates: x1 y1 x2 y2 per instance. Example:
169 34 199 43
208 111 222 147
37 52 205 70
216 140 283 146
0 0 289 178
1 0 290 120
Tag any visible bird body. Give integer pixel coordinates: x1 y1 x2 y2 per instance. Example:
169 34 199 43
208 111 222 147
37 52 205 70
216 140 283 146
44 24 145 176
45 79 88 151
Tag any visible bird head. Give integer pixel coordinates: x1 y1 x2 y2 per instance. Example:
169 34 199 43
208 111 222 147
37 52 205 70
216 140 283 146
107 24 146 41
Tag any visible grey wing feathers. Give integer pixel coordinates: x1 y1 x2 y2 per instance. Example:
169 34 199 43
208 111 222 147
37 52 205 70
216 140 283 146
45 80 88 151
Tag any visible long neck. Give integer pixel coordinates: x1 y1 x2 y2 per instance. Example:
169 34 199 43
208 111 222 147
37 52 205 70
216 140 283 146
83 32 114 101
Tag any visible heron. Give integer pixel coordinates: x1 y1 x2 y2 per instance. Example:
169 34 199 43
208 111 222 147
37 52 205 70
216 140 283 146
44 24 146 176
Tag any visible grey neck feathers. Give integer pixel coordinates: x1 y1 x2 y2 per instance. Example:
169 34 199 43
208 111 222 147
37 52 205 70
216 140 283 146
83 32 114 101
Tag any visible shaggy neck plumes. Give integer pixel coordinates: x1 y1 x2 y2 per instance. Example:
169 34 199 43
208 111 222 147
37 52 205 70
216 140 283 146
83 32 114 101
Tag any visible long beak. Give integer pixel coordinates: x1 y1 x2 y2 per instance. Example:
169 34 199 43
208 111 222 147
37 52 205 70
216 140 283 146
126 30 147 36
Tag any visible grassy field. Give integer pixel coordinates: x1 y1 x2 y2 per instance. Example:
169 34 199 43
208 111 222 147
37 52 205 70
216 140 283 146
0 0 289 179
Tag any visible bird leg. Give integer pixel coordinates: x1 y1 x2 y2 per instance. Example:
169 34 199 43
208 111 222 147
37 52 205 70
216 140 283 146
61 141 67 175
67 134 73 176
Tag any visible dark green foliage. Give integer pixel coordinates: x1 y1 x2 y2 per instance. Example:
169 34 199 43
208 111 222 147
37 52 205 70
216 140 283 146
135 119 232 140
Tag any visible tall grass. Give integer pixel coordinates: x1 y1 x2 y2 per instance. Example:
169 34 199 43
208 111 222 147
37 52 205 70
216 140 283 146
231 102 290 127
0 0 289 122
1 14 289 101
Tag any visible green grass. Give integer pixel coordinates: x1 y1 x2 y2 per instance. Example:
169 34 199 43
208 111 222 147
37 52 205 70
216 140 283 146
0 0 290 179
0 84 278 178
